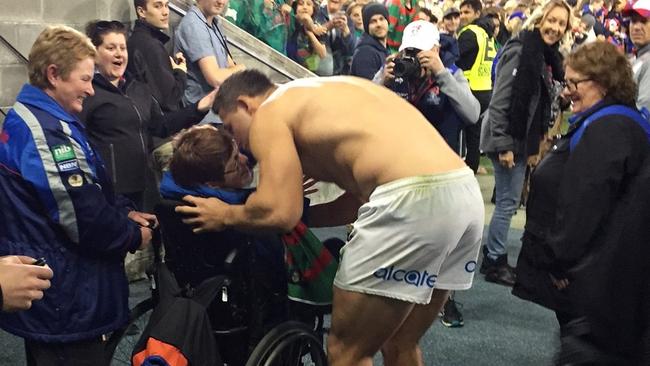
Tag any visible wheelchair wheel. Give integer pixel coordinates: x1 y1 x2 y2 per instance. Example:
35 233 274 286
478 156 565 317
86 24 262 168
107 297 155 365
245 321 327 366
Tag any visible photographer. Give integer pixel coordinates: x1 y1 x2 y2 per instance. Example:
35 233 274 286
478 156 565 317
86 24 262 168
374 20 480 155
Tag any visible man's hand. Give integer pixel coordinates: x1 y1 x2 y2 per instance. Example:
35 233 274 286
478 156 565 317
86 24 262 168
418 47 445 77
128 210 158 229
382 54 397 84
303 176 319 196
170 52 187 73
498 151 516 169
333 14 350 37
197 89 218 112
0 256 53 312
175 195 231 233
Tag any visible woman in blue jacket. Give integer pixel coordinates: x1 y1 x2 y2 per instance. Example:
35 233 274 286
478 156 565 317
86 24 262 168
0 26 154 365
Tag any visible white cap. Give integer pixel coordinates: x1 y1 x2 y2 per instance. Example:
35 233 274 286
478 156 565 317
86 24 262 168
399 20 440 52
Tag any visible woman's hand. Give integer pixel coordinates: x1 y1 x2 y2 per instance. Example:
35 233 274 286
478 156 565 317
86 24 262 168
527 154 540 168
498 151 516 169
549 274 570 290
128 210 158 228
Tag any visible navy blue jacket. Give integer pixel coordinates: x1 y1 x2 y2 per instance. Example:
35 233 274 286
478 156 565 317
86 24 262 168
0 84 141 342
350 33 389 80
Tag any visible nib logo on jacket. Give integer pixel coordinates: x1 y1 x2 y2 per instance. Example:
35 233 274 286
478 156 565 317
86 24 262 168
373 266 437 288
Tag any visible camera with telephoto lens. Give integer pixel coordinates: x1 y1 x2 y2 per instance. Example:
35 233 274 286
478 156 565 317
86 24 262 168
393 48 421 79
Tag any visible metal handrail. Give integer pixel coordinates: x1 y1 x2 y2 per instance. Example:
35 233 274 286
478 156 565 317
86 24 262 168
0 34 28 64
167 0 314 80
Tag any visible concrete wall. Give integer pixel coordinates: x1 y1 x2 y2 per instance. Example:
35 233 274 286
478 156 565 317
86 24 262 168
0 0 136 124
0 0 311 124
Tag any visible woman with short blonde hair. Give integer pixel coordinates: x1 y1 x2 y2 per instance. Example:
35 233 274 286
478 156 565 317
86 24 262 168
27 25 96 90
0 25 155 365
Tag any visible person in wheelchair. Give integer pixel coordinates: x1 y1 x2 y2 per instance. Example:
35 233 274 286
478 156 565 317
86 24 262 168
161 125 337 309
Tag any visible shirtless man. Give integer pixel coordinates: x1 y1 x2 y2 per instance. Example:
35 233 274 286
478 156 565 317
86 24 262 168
176 69 485 366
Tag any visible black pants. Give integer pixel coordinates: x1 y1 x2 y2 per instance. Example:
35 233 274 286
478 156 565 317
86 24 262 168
25 337 110 366
465 90 492 173
464 121 482 172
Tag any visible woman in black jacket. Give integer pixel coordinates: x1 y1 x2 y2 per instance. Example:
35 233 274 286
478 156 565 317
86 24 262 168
80 20 215 208
512 41 650 364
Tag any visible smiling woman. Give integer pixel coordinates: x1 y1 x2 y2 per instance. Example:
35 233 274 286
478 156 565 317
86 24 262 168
79 20 216 209
479 0 571 284
0 25 156 365
512 41 650 364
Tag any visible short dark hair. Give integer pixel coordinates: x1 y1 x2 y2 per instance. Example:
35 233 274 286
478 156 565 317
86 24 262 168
134 0 147 13
213 69 275 116
460 0 482 13
419 8 438 23
85 20 127 47
169 126 235 187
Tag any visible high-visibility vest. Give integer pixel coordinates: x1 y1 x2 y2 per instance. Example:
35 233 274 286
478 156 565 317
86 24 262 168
458 24 496 91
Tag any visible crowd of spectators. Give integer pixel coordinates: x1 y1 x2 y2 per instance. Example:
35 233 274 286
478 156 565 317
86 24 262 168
1 0 650 364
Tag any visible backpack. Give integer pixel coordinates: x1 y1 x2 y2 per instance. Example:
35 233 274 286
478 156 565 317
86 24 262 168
131 263 225 366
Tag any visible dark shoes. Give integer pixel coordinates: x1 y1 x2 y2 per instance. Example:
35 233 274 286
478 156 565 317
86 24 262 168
484 264 517 287
480 246 517 287
440 297 464 328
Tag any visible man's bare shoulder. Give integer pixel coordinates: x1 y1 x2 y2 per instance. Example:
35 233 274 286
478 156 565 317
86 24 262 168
260 76 393 112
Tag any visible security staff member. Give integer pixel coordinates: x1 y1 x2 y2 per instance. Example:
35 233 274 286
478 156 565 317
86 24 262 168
457 0 496 172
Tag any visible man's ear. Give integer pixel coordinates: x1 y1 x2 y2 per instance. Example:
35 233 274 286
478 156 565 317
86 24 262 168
236 95 259 114
136 6 147 19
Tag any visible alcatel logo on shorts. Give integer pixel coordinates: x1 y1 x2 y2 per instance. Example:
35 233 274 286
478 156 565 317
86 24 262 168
373 266 437 288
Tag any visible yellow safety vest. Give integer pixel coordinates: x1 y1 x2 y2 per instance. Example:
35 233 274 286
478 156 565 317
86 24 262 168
458 24 496 91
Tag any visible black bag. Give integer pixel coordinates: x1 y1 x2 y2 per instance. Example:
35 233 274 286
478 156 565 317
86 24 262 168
132 262 224 366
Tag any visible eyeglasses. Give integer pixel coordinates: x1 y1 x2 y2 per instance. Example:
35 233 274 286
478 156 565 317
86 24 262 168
561 78 592 91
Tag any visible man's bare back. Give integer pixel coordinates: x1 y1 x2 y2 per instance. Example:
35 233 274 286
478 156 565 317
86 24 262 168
178 70 484 366
257 76 466 200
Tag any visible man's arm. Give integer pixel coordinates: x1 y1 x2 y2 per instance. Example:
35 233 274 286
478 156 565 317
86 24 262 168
456 30 478 71
175 19 245 88
197 56 246 88
636 61 650 111
351 48 384 80
436 68 481 124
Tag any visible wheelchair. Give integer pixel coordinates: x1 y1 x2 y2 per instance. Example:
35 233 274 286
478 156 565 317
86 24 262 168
107 199 328 366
